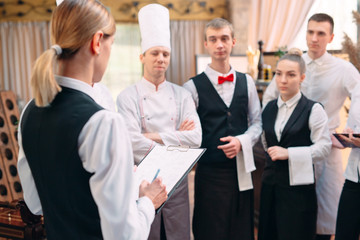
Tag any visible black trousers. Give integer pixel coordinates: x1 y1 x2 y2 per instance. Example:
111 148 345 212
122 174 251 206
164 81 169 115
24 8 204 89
335 180 360 240
193 162 254 240
258 181 317 240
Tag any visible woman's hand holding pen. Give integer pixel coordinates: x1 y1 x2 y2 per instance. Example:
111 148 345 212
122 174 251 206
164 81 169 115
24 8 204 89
267 146 289 161
139 178 167 209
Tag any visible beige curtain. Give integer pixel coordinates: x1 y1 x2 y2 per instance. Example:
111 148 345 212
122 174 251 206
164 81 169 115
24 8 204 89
0 20 206 108
248 0 315 51
0 22 50 106
166 20 207 86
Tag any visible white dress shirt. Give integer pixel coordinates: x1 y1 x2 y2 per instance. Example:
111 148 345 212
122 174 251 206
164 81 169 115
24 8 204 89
117 78 202 164
262 92 332 185
17 76 155 240
183 65 262 191
262 51 360 234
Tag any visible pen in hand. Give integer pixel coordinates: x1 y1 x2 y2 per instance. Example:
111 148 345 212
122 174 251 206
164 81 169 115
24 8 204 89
152 169 161 183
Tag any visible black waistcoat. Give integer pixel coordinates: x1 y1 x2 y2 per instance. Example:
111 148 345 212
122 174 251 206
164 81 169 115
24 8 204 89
262 94 315 185
192 72 248 164
21 87 103 240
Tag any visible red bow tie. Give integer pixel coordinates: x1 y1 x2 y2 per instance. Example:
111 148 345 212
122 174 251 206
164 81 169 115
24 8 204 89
218 74 234 84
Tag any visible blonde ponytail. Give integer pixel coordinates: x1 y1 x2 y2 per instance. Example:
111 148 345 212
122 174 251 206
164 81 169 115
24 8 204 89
30 48 61 107
30 0 115 107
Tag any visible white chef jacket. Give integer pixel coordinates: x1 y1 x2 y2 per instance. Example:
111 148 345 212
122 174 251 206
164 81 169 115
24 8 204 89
93 82 116 111
261 92 331 185
183 65 262 191
17 76 155 240
116 78 202 164
262 51 360 234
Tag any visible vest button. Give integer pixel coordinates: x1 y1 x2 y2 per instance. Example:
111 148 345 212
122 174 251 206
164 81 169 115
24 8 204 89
227 112 231 116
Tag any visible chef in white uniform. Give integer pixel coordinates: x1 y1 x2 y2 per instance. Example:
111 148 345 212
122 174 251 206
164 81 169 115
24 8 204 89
116 4 202 240
263 13 360 239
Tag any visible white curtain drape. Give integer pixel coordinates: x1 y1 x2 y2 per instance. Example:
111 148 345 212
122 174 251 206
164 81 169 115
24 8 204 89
0 22 50 105
166 20 207 86
248 0 315 52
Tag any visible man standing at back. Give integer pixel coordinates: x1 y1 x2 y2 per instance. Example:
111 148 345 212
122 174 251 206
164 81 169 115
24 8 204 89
263 13 360 240
184 18 262 240
117 4 202 240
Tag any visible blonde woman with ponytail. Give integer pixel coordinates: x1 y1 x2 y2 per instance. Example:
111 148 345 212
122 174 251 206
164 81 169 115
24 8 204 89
17 1 167 239
258 48 332 240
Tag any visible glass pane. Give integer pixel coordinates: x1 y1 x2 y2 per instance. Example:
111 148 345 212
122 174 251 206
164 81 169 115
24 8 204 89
102 24 142 101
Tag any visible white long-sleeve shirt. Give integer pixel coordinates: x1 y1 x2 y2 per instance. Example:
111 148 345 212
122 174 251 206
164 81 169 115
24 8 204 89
116 78 202 164
18 76 155 240
183 65 262 191
262 92 332 185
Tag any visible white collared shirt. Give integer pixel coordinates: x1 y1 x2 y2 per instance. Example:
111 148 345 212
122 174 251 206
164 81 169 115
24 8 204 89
274 92 302 142
18 76 155 240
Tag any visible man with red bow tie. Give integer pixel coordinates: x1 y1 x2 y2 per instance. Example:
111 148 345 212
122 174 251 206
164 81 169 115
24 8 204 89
184 18 262 240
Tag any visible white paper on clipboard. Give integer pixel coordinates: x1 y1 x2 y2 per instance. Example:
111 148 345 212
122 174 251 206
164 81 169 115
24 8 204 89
136 145 206 212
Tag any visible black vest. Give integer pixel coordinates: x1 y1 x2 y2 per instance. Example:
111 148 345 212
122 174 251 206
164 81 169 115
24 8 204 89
262 94 315 185
21 87 103 240
192 72 248 164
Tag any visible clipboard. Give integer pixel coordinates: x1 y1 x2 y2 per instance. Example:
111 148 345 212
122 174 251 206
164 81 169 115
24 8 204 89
333 133 360 148
136 145 206 213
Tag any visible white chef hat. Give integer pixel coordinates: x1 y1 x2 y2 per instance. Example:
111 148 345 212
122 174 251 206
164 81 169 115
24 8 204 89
56 0 63 6
138 4 171 53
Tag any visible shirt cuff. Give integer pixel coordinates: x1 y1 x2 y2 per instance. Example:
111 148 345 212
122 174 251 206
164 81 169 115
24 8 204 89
137 196 155 222
288 147 314 185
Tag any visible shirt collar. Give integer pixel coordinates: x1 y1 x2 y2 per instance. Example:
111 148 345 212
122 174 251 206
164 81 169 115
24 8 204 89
55 75 96 101
303 51 331 66
277 91 302 108
205 64 235 85
139 77 167 92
